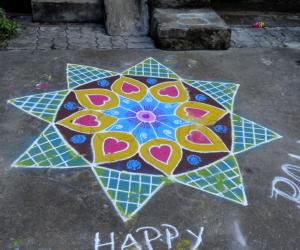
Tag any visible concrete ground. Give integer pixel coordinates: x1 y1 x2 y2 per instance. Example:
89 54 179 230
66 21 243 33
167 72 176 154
0 47 299 249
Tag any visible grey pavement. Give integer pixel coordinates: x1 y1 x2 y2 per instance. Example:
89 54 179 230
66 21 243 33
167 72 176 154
223 11 300 48
4 23 155 51
0 48 300 249
231 26 300 48
5 23 300 50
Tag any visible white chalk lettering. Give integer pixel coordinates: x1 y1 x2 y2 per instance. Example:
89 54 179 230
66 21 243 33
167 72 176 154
121 234 141 250
271 176 300 207
136 226 161 250
282 164 300 182
95 223 204 249
186 227 204 250
288 153 300 161
161 224 179 249
271 140 300 208
94 232 115 250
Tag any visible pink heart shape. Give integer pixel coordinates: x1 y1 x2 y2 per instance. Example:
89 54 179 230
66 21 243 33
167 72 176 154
187 130 212 144
87 94 109 106
74 115 99 127
103 138 128 155
158 86 179 98
150 145 171 164
121 82 140 94
185 107 208 119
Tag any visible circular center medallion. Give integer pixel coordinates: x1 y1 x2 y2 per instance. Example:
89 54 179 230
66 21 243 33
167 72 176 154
136 110 156 123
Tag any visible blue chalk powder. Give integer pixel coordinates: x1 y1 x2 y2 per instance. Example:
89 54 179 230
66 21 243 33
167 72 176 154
70 134 87 144
213 125 228 134
195 94 207 102
146 78 158 85
64 101 77 110
97 79 110 87
187 155 202 166
126 160 142 170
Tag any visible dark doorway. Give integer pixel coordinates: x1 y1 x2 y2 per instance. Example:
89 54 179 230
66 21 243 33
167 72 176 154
0 0 32 13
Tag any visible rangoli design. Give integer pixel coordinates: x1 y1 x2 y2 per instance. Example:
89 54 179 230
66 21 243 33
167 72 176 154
8 58 281 221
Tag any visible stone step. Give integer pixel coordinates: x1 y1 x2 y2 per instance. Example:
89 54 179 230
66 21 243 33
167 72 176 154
151 8 231 50
32 0 104 23
150 0 210 8
104 0 149 36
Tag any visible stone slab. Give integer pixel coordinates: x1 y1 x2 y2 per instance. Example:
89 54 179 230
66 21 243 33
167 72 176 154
32 0 104 23
104 0 149 36
151 8 231 50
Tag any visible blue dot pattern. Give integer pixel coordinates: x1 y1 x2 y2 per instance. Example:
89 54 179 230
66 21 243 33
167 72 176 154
195 94 207 102
64 101 77 110
214 125 228 134
126 160 142 170
97 79 110 87
187 155 202 166
70 134 87 144
146 78 158 85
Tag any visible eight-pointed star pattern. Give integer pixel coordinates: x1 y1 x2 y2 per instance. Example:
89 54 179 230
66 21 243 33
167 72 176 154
8 58 281 221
